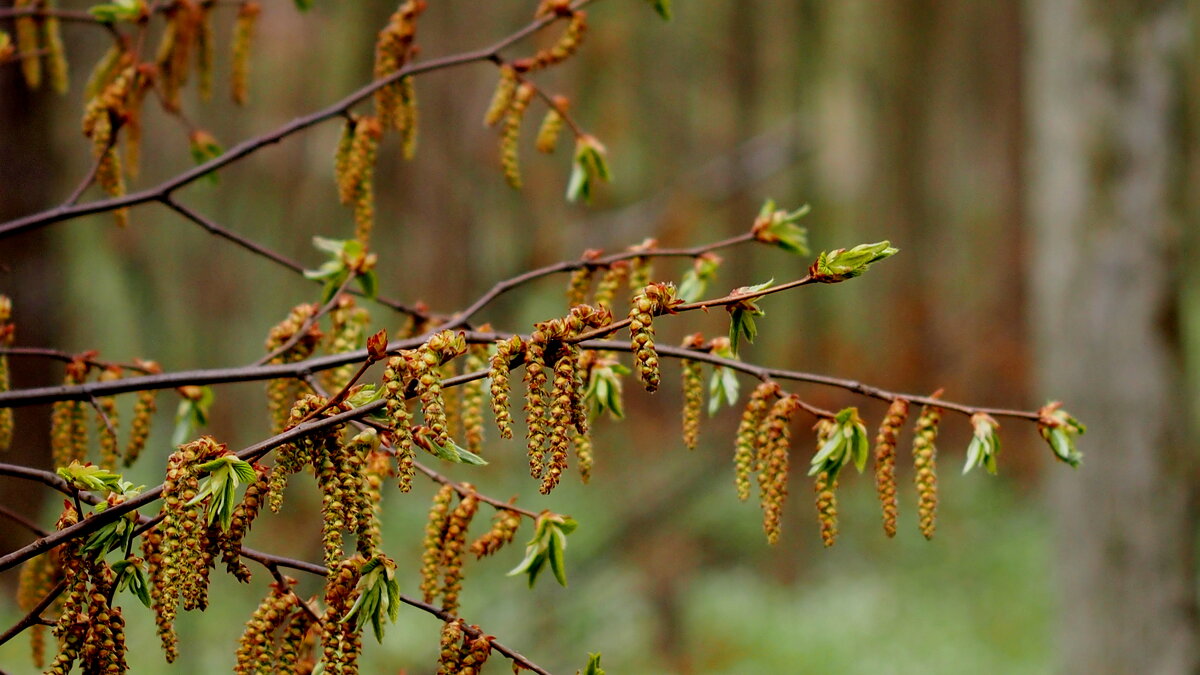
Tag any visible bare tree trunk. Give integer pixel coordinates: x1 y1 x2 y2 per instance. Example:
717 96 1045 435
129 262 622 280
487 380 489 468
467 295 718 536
1026 1 1198 673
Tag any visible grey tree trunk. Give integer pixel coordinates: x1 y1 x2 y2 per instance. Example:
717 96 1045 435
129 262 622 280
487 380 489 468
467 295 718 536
1025 1 1197 673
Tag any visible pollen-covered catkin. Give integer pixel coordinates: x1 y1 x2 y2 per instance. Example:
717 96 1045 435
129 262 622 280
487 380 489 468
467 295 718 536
734 382 777 501
681 357 703 451
14 0 40 89
50 360 89 467
373 0 425 131
566 265 593 308
629 283 677 392
124 360 161 466
462 346 487 455
501 82 535 189
231 2 260 104
529 10 587 70
489 336 523 439
535 99 567 153
196 3 214 100
414 344 451 448
592 262 628 311
436 619 467 674
221 464 270 581
913 403 942 540
234 580 296 674
523 333 550 478
264 303 322 434
574 427 594 483
439 492 478 615
483 65 517 127
0 296 13 451
420 485 455 604
874 398 909 538
813 419 839 548
470 507 522 558
41 12 68 95
95 367 121 469
541 346 578 494
758 394 800 545
382 354 417 491
17 551 60 668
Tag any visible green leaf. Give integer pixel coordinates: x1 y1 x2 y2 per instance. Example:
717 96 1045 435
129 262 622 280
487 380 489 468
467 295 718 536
567 136 612 204
113 559 152 608
88 0 141 22
188 131 224 185
548 527 568 587
707 366 740 417
357 270 379 300
811 241 899 282
294 0 313 9
583 653 606 675
647 0 671 20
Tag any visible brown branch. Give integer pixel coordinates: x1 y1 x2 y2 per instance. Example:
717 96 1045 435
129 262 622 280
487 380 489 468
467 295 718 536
446 231 756 329
0 0 598 240
162 199 431 319
237 549 552 675
0 579 67 650
0 503 47 537
0 347 154 373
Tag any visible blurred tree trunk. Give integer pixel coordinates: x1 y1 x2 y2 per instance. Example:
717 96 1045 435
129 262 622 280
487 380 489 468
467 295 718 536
1026 1 1198 673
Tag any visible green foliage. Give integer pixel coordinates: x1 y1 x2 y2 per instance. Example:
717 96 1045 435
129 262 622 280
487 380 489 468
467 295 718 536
343 556 401 642
189 454 257 531
509 512 578 588
809 407 870 479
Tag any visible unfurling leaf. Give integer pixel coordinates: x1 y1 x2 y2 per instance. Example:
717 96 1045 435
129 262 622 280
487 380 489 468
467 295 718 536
567 135 611 204
1037 402 1085 467
751 200 810 256
508 512 577 588
809 241 898 283
962 413 1000 475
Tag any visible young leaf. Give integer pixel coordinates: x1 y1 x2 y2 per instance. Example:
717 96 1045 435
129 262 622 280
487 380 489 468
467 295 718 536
567 135 611 204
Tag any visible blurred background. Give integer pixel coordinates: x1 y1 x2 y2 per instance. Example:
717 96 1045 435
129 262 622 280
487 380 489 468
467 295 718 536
1 1 1197 673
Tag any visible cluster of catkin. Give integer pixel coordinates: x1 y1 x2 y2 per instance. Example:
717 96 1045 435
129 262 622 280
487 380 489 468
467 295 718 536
148 437 274 662
43 503 129 675
482 6 585 188
46 354 160 470
264 303 323 433
318 557 366 674
419 485 478 616
373 0 425 157
234 578 315 675
436 618 495 675
267 396 381 565
380 330 469 490
17 548 62 668
334 115 383 248
322 295 372 393
11 0 69 94
500 305 611 494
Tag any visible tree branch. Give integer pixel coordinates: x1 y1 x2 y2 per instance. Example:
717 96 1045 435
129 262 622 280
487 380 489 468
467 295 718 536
0 0 598 240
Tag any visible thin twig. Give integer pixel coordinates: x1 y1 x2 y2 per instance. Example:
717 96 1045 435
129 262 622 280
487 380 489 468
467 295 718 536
0 347 154 373
0 503 47 537
0 0 599 240
0 579 67 649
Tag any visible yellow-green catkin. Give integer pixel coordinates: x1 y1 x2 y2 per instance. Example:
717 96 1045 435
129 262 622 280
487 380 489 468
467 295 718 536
500 82 535 189
462 346 487 456
17 551 60 668
874 398 909 538
382 354 416 491
439 492 478 615
220 464 269 581
758 394 800 545
124 360 160 466
420 485 456 604
264 303 322 433
441 359 462 442
542 345 578 494
322 295 371 393
0 295 13 451
275 602 314 675
82 65 134 227
14 0 40 89
84 42 123 100
458 632 494 675
483 65 517 127
398 75 419 159
592 262 628 311
488 336 522 439
566 265 593 308
535 99 567 153
41 10 68 95
913 402 942 540
681 356 703 451
196 2 214 100
529 10 587 70
154 437 225 662
734 382 777 501
231 2 260 105
523 331 550 479
50 360 89 467
574 426 594 483
373 0 424 135
813 419 839 548
318 557 364 674
469 506 522 559
234 579 296 675
95 366 121 469
436 619 467 675
629 283 676 393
